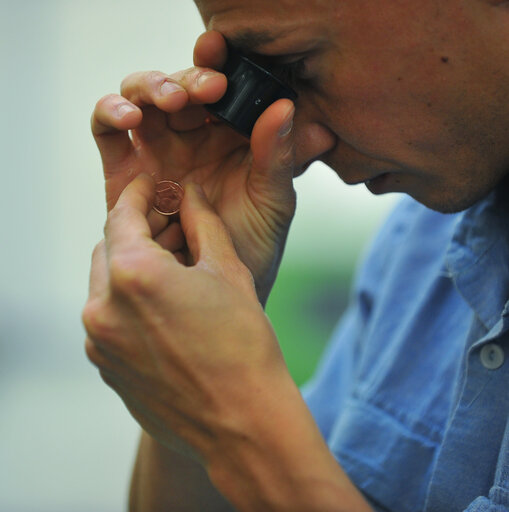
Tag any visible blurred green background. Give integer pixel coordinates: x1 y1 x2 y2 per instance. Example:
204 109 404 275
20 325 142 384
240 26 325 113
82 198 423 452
267 263 351 386
0 1 395 511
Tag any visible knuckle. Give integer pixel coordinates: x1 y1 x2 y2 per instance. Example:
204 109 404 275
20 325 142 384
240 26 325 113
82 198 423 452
120 70 167 99
182 66 200 80
135 70 169 95
84 336 103 367
99 369 116 388
171 67 201 87
120 71 142 93
109 253 157 298
146 70 166 86
82 298 116 340
94 93 120 112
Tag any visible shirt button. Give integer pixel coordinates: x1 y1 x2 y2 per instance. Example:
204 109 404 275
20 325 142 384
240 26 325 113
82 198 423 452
480 343 505 370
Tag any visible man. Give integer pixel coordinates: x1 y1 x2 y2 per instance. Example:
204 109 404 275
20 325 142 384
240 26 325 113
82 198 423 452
82 0 509 510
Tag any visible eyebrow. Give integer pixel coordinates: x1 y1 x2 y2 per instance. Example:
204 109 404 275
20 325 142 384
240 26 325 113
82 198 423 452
225 29 281 54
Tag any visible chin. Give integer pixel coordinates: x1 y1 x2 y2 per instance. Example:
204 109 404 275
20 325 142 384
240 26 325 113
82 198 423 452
407 183 497 214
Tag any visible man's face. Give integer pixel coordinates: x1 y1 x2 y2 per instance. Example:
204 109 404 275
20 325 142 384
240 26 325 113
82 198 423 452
196 0 509 212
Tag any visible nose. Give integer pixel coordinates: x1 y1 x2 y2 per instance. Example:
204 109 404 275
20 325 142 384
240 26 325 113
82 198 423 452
293 108 337 171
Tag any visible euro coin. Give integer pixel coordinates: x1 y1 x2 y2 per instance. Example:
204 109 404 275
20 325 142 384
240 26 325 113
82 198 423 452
153 180 184 215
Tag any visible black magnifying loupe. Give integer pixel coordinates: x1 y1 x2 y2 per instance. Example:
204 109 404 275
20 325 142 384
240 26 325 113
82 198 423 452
205 47 298 139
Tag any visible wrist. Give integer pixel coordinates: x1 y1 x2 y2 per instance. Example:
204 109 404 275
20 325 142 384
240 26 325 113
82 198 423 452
205 373 372 512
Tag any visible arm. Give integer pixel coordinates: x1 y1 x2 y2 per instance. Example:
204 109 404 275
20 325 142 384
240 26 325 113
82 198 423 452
129 432 234 511
83 177 372 512
130 386 370 512
129 369 369 512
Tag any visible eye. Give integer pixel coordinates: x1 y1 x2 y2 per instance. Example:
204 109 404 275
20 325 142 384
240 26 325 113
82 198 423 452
272 59 309 88
244 51 311 90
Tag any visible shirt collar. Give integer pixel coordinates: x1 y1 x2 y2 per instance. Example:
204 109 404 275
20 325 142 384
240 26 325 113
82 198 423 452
446 180 509 332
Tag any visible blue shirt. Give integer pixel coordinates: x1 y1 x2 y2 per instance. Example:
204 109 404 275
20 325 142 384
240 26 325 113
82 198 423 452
302 185 509 512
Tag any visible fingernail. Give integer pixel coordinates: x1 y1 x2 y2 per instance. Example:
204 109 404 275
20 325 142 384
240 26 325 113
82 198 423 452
278 107 295 137
196 71 220 88
115 103 137 118
160 80 184 96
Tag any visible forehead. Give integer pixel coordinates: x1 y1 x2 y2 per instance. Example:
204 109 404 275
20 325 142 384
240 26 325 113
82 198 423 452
195 0 334 52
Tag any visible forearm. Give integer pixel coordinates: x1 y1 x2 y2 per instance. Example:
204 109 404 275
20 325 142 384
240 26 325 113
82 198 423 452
129 377 371 512
129 431 235 512
205 375 373 512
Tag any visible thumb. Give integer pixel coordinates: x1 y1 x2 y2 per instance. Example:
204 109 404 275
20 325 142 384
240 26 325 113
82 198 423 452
179 183 239 267
249 98 296 193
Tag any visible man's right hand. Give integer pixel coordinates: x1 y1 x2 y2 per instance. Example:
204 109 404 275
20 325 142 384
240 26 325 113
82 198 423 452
91 30 297 304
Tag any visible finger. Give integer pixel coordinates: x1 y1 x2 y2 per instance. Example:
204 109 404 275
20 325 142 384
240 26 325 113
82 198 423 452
179 183 238 267
154 221 185 253
174 251 187 265
166 104 211 132
134 104 171 141
250 98 296 191
91 94 142 166
106 176 178 248
193 31 228 70
120 68 227 114
147 209 170 238
88 239 108 299
85 338 131 380
105 174 156 256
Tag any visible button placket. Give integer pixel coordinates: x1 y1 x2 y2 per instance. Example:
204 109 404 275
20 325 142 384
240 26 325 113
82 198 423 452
480 343 505 370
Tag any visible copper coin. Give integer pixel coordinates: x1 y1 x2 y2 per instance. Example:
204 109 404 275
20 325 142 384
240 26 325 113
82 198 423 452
153 180 184 215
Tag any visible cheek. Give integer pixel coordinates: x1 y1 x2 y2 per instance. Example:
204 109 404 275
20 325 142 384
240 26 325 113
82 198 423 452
320 64 452 161
310 81 406 161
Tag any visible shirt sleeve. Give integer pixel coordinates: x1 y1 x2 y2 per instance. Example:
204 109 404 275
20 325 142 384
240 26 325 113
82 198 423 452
464 492 509 512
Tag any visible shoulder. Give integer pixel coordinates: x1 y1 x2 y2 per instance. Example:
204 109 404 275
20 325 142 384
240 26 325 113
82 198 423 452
354 196 462 293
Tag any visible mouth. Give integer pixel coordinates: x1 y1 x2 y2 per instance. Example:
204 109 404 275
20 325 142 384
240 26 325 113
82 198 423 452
340 172 389 186
295 155 398 194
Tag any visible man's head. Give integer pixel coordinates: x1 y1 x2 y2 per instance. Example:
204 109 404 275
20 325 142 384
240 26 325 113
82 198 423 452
195 0 509 213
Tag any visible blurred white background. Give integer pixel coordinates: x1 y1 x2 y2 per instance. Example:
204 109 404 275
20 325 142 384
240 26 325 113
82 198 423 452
0 1 396 511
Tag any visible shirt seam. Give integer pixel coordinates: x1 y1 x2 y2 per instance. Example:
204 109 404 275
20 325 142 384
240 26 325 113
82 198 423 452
335 448 418 512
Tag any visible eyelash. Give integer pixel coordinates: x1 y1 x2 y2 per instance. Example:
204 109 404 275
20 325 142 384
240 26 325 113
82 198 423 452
243 51 310 89
273 60 308 88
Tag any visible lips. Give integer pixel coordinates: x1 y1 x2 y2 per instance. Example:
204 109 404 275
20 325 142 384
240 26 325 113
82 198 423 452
341 173 384 186
317 150 398 191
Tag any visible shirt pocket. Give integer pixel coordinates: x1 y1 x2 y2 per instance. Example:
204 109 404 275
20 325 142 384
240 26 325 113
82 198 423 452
327 397 440 512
